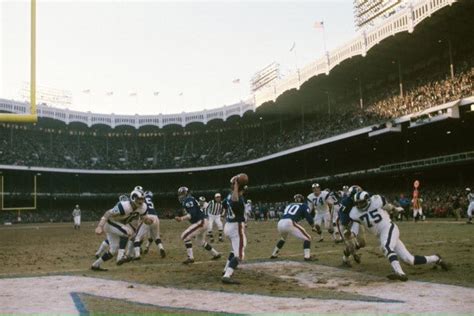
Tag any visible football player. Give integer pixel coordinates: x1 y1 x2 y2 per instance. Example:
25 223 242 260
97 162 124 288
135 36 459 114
270 194 316 261
466 188 474 224
175 187 221 264
133 190 166 259
91 188 148 271
349 191 448 281
307 183 336 242
72 204 81 230
338 185 365 267
222 175 247 284
329 191 343 243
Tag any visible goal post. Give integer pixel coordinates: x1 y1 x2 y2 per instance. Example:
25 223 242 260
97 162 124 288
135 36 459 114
0 0 37 123
0 175 37 211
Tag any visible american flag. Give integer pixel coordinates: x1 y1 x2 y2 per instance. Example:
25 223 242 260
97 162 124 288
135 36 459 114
314 21 324 29
232 78 240 84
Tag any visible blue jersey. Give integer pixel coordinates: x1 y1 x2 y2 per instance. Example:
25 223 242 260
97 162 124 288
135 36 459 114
338 195 355 227
182 195 205 223
224 194 246 223
282 203 314 226
145 196 158 216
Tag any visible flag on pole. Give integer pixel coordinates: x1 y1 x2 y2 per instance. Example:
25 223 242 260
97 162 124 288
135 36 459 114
314 21 324 29
232 78 240 84
153 91 160 96
82 89 90 94
106 91 114 96
289 42 296 52
129 92 137 97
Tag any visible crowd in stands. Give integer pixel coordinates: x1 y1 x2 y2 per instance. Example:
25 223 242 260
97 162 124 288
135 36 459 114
0 55 473 170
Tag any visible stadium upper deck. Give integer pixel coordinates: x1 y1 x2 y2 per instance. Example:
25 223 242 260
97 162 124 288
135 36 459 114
0 0 469 129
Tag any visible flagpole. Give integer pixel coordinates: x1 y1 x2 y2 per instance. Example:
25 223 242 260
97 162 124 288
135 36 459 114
322 25 327 54
292 43 301 85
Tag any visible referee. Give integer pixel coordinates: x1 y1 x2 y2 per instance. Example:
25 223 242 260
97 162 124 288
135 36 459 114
207 193 224 242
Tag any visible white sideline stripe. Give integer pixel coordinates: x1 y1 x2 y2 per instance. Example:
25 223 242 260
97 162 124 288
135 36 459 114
0 275 473 314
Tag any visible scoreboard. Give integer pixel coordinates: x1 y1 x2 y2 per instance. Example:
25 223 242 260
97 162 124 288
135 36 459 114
354 0 407 29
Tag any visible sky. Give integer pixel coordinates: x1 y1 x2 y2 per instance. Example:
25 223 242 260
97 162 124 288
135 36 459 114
0 0 356 115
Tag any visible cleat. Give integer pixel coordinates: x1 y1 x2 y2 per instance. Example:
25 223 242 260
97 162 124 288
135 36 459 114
270 255 278 259
353 253 361 264
133 256 141 261
182 258 195 265
304 256 317 262
221 276 240 284
91 265 108 271
160 249 166 258
212 253 222 260
143 248 149 254
116 256 130 266
318 238 324 243
342 260 352 268
95 254 100 259
436 254 449 271
387 274 408 282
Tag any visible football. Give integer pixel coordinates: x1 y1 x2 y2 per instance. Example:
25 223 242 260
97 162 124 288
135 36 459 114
237 173 249 186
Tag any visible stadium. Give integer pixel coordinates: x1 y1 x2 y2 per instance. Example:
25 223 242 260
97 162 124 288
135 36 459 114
1 0 474 314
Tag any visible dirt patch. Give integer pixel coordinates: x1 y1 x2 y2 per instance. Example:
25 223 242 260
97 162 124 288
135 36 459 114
244 261 383 291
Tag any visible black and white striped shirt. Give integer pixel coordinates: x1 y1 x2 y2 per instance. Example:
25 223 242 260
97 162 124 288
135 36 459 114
206 200 223 216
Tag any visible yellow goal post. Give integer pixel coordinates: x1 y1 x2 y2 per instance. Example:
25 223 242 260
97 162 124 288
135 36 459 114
0 0 37 123
0 175 37 211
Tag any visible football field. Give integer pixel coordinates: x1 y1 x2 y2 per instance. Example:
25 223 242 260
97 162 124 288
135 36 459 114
0 219 472 314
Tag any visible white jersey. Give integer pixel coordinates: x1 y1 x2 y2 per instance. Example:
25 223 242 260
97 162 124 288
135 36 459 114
468 193 474 203
307 190 336 214
349 195 391 236
72 208 81 217
108 200 147 225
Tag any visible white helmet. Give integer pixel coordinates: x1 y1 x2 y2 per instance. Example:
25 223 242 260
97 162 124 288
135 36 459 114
348 185 363 197
134 185 143 191
466 188 471 192
130 189 145 205
311 183 320 189
199 196 206 202
178 186 189 202
294 194 304 203
144 190 153 198
353 191 370 210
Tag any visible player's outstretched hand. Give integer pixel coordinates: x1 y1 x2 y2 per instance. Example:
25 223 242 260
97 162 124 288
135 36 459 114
95 226 103 235
175 216 182 222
